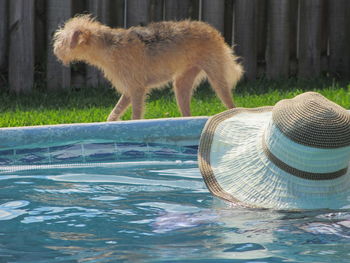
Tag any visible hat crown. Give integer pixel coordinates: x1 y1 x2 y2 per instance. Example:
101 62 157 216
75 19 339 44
272 92 350 148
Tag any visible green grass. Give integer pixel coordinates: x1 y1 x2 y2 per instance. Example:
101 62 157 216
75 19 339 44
0 77 349 127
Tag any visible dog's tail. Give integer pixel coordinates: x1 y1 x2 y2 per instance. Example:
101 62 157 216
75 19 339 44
192 45 244 92
223 46 244 90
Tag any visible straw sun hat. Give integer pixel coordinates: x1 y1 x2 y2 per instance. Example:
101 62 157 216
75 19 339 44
198 92 350 210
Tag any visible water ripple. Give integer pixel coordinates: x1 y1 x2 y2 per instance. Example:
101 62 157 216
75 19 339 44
0 200 29 221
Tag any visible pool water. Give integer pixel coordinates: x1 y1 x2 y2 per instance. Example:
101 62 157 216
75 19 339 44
1 160 350 262
1 118 350 262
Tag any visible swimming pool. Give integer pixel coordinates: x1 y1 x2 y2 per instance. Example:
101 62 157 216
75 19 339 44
0 118 349 262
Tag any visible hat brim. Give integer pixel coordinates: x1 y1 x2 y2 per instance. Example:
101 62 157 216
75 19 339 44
198 107 350 210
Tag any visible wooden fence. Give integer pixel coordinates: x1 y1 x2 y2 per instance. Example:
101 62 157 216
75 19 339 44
0 0 349 93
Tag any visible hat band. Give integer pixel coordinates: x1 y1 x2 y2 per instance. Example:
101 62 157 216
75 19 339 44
262 137 348 180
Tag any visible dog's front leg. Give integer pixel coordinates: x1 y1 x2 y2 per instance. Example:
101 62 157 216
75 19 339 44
107 94 131 121
130 89 146 120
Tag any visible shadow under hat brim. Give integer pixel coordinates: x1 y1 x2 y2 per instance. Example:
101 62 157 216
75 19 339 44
198 107 350 210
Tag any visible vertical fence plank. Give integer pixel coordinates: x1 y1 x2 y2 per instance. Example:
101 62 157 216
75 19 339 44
35 0 46 63
110 0 125 28
224 0 234 45
35 0 47 83
127 0 151 27
87 0 110 88
329 0 350 78
164 0 199 20
46 0 72 90
87 0 111 28
0 0 8 74
9 0 35 94
266 0 290 79
298 0 324 78
289 0 298 76
256 0 267 77
320 0 328 73
150 0 164 22
234 0 258 80
70 0 88 90
202 0 225 34
72 0 85 15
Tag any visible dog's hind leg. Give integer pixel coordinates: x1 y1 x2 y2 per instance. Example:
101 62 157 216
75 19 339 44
173 67 201 117
203 66 235 109
107 94 131 121
208 77 235 109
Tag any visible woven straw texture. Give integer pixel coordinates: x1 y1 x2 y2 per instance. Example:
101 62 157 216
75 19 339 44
273 92 350 148
198 92 350 209
198 107 273 206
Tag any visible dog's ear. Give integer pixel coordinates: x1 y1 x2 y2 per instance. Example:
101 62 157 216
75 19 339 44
70 29 91 49
70 30 82 49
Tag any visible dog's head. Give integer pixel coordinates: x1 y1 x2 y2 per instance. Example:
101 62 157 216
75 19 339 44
53 15 95 65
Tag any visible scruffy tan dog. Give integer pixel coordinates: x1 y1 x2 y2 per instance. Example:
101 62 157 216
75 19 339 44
53 15 243 120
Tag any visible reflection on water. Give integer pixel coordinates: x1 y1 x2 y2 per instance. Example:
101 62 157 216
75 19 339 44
0 162 349 262
0 200 29 221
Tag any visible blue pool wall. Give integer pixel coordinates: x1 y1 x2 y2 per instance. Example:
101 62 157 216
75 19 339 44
0 117 208 167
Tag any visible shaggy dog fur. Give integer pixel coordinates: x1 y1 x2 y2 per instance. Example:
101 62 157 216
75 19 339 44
53 15 243 120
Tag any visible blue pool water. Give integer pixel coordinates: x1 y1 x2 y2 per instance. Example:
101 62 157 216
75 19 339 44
0 119 349 262
1 157 350 262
